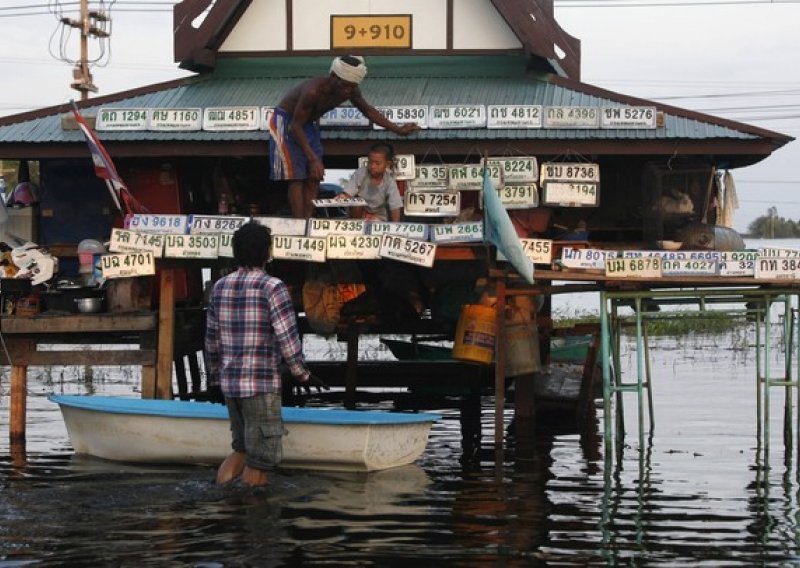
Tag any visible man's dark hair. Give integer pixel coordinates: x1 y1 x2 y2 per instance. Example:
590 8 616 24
232 222 272 267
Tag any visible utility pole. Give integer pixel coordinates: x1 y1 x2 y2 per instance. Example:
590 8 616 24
61 0 110 100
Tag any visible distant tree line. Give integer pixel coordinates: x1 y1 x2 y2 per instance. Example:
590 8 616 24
747 208 800 238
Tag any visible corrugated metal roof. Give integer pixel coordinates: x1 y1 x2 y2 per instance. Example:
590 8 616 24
0 68 772 146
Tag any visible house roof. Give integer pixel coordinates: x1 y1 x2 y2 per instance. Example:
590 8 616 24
0 56 791 168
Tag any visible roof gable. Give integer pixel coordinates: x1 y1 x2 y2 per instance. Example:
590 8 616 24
173 0 580 79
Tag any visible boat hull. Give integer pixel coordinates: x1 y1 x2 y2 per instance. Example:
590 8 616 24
50 396 439 472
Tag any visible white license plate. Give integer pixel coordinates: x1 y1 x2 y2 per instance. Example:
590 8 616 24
307 218 366 237
560 247 618 270
485 157 539 183
271 236 326 263
431 222 483 243
497 184 538 209
164 234 219 259
253 216 307 236
661 259 718 276
261 107 274 131
202 107 260 131
755 257 800 280
189 215 249 234
96 108 148 131
758 247 800 258
601 106 657 129
379 234 437 267
109 228 165 258
148 108 202 131
486 105 543 129
540 162 600 183
403 191 460 217
605 257 662 278
358 154 416 180
312 197 367 208
718 251 757 277
542 181 599 207
497 238 552 264
326 234 382 260
428 105 486 129
543 106 599 128
126 214 189 235
319 106 369 127
368 221 429 240
448 164 502 191
373 106 428 129
100 252 155 278
411 164 449 190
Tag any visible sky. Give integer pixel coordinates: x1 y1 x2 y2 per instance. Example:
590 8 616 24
0 0 797 234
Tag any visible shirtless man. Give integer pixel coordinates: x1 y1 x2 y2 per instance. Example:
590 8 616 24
268 55 420 218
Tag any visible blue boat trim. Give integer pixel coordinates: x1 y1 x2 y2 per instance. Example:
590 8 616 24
49 395 441 425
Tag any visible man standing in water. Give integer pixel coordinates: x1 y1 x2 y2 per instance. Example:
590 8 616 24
269 55 420 218
205 222 326 487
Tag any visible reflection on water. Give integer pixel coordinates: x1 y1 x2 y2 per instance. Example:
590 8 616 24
3 333 800 564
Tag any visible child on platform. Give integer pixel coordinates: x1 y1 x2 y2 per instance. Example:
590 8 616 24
339 143 403 222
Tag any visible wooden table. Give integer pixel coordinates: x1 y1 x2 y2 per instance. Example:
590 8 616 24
1 312 158 458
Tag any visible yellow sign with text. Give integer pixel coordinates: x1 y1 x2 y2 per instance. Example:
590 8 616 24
331 15 412 49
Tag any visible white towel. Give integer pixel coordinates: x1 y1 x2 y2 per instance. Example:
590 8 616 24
330 56 367 84
719 170 739 228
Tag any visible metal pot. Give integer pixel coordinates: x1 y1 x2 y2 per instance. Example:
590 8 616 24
75 296 103 313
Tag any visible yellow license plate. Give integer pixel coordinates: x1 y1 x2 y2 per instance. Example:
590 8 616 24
331 15 412 49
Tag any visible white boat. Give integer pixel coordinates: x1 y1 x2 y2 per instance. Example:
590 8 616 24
49 395 440 472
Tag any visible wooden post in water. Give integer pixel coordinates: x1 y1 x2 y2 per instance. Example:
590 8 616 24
494 276 507 467
9 365 27 462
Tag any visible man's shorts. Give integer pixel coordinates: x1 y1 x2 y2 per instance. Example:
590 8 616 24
268 108 323 181
226 392 286 470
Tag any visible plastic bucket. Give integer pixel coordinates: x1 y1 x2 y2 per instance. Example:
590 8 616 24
504 323 541 377
452 304 496 364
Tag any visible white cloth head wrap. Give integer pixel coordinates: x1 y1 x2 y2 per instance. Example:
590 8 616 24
330 56 367 84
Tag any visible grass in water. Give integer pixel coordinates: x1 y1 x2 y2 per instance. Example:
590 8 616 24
551 307 747 337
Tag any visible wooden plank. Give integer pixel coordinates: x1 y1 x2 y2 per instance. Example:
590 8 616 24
156 268 176 400
1 313 157 334
10 366 26 454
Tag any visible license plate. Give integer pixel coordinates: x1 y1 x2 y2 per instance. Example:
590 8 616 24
271 236 327 263
164 234 219 259
431 222 483 243
326 234 382 260
403 191 460 217
497 238 552 264
379 234 437 267
109 228 165 258
189 215 249 234
758 247 800 258
718 251 757 277
543 106 599 128
411 164 449 190
96 108 148 131
373 106 428 130
252 216 307 236
428 105 486 129
319 106 369 127
368 221 429 240
540 162 600 183
448 164 502 191
148 108 202 131
560 247 618 270
307 218 366 237
202 107 260 131
486 105 543 129
605 257 662 278
542 182 599 207
261 107 274 131
312 197 367 208
485 157 538 183
601 106 657 129
497 184 538 209
217 233 234 258
126 214 188 235
755 257 800 280
661 259 718 276
100 252 155 278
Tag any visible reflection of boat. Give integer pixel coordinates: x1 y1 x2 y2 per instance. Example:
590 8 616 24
49 395 440 472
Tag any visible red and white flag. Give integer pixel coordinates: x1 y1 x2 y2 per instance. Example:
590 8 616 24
70 100 146 215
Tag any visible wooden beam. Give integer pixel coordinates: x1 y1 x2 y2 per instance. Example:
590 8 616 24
9 366 27 457
156 268 176 400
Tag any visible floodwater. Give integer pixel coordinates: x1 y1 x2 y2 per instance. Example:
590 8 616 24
3 327 800 566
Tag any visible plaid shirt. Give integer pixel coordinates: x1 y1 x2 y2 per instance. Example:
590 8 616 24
205 267 309 398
